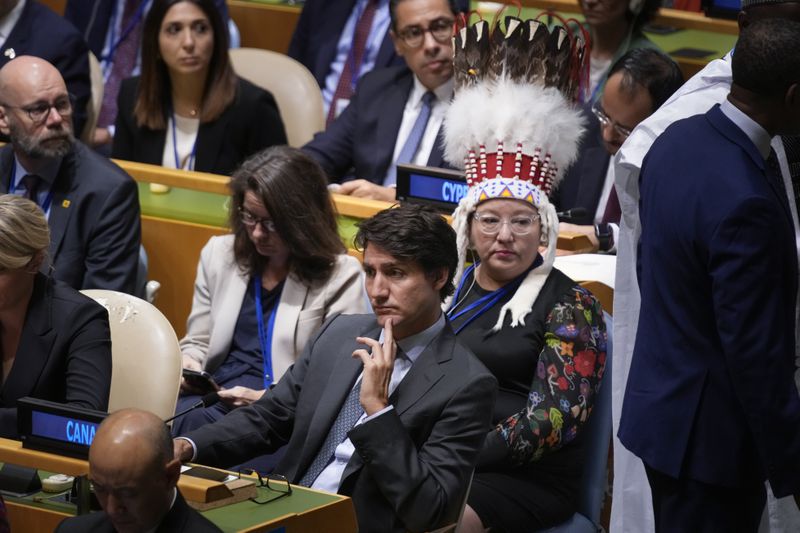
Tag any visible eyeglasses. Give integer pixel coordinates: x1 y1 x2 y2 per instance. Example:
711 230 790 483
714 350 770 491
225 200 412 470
239 208 277 233
591 102 633 139
396 17 454 48
1 94 74 125
238 470 292 505
473 212 541 235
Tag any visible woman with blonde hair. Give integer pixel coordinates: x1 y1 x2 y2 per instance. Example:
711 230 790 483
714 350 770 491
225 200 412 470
0 195 112 438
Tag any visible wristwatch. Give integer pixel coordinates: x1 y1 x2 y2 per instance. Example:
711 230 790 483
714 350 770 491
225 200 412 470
594 223 613 252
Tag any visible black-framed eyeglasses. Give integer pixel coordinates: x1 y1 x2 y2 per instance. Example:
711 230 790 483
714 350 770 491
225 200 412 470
397 17 454 48
473 212 541 235
0 94 75 125
239 208 277 233
238 470 292 505
591 102 633 139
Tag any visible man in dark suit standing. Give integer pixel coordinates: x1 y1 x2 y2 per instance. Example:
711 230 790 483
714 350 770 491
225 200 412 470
174 205 497 533
554 48 683 253
0 0 91 139
303 0 460 202
0 56 141 295
56 409 221 533
618 19 800 532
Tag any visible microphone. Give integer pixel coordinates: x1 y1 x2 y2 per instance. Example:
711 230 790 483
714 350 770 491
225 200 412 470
164 392 220 424
556 207 588 221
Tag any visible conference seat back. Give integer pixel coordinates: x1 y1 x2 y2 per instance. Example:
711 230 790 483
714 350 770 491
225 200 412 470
229 47 324 147
81 289 182 421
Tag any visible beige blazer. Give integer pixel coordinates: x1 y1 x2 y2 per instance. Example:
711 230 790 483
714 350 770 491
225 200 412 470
180 235 366 382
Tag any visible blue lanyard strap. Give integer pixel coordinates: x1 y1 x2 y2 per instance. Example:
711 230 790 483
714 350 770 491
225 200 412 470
170 111 198 170
254 276 281 389
447 263 534 335
9 165 55 214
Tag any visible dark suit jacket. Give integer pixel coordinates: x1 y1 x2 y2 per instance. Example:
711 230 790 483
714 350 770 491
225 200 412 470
618 105 800 497
64 0 229 59
184 314 497 533
0 274 111 439
112 76 287 176
552 107 610 225
288 0 469 88
303 66 451 185
0 142 142 294
55 490 221 533
0 1 90 137
288 0 403 89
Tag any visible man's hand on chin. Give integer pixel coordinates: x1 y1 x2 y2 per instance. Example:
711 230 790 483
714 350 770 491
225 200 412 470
337 180 396 202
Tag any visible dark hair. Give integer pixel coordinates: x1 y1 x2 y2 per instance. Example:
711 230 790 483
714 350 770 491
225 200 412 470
389 0 461 31
135 0 237 129
608 48 684 111
229 146 345 283
631 0 662 34
733 18 800 99
354 204 457 301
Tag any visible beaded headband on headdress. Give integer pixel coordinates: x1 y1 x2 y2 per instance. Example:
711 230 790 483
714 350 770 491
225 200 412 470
444 12 589 330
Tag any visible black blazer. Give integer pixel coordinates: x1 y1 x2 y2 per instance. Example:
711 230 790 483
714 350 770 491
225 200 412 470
55 490 221 532
303 66 451 185
552 106 610 225
0 142 142 295
0 275 111 438
184 314 497 533
112 76 287 176
0 0 91 137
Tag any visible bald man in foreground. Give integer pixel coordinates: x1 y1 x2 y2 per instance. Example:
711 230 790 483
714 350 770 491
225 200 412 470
56 409 221 533
0 56 141 295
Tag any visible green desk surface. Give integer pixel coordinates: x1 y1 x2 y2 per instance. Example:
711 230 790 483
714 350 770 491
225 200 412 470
139 183 362 246
4 470 346 533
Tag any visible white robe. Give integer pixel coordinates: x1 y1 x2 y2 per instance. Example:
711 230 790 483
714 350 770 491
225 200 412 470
611 51 800 533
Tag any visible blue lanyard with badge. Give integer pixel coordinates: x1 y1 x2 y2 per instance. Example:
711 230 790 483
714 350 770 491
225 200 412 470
447 262 534 334
170 111 198 170
254 277 281 389
8 166 54 215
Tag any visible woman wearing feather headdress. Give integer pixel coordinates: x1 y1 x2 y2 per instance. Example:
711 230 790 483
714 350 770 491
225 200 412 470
445 17 608 532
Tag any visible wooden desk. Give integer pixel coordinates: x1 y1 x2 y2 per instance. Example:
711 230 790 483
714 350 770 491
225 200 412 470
0 438 357 533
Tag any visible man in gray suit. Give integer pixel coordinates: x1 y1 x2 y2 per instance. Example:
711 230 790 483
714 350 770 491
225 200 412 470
174 204 497 533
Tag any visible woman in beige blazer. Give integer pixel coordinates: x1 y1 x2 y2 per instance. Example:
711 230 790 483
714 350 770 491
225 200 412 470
173 147 365 435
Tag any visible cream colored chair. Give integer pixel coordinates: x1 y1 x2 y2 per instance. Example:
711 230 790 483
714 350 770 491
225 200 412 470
81 51 104 144
229 47 324 147
81 290 182 420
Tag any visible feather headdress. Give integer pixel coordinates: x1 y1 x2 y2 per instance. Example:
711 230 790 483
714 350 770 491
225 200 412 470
445 13 589 331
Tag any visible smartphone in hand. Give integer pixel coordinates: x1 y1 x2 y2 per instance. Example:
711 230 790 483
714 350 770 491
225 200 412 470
181 369 220 394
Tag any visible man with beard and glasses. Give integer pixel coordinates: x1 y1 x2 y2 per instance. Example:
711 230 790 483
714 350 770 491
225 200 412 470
0 56 141 295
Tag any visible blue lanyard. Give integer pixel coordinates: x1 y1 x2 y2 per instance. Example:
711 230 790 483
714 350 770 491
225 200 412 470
171 112 198 170
102 0 149 65
447 263 534 335
254 276 281 389
9 165 54 214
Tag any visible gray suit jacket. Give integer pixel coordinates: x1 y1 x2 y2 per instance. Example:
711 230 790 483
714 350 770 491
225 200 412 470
184 314 497 532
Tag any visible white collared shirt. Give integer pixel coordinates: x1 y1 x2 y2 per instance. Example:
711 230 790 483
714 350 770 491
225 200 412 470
719 98 771 159
0 0 25 47
383 76 453 186
311 313 446 493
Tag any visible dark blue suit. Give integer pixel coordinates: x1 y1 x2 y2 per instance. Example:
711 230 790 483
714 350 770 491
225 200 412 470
0 142 142 295
552 107 609 225
288 0 468 89
302 66 450 184
618 105 800 527
0 1 90 137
